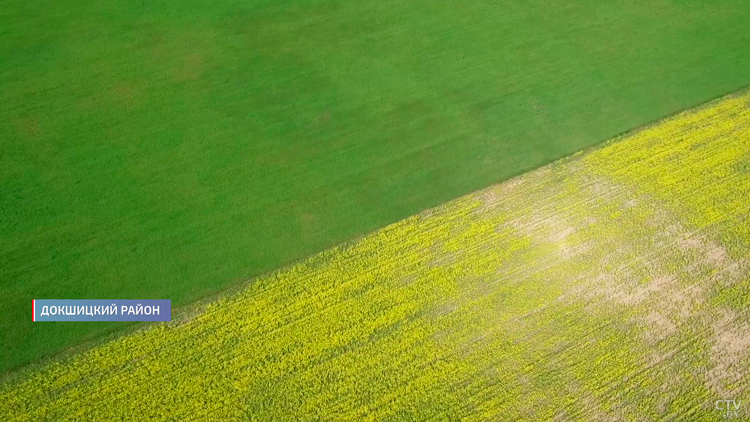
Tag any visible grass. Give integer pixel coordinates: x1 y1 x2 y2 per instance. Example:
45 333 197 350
2 0 750 373
1 90 749 421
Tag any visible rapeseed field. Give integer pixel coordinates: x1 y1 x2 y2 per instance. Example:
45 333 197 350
2 92 749 420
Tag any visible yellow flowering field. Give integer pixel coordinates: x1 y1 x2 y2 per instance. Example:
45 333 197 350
2 91 749 420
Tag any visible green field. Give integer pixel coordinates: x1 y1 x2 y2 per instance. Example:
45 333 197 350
2 0 750 373
2 91 748 420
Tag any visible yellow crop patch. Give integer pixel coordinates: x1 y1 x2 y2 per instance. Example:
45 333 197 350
2 92 750 421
